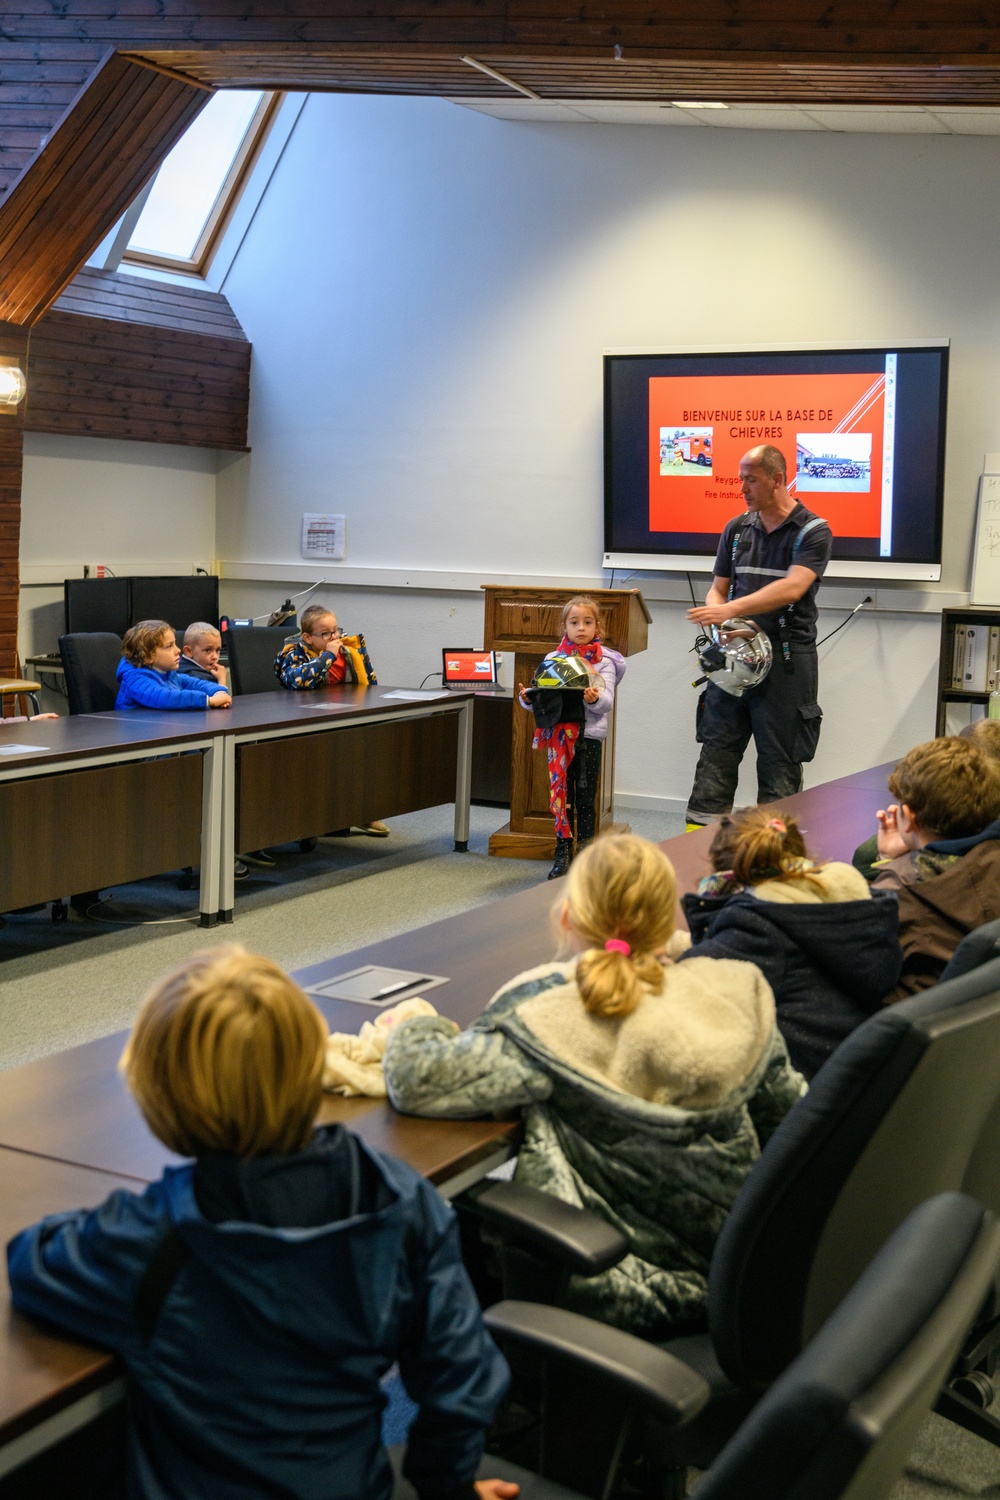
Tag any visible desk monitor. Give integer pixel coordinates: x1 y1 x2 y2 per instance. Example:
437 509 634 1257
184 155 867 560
442 649 499 687
64 577 130 636
130 576 219 631
604 341 948 581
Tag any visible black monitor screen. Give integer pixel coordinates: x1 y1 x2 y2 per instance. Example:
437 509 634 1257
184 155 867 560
64 577 130 636
130 576 219 631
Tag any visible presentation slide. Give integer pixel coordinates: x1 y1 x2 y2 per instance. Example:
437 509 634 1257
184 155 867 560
604 346 947 568
648 367 891 541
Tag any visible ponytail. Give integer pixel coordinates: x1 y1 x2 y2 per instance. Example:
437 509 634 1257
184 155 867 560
561 836 677 1019
709 807 821 888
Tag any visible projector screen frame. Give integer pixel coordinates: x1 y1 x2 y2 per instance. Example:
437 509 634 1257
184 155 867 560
603 338 949 584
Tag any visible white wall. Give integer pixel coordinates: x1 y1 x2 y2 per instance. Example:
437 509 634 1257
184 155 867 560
214 95 994 806
19 433 217 659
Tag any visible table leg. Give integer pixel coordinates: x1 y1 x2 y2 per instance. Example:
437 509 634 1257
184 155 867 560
198 740 223 928
219 733 236 923
454 700 472 852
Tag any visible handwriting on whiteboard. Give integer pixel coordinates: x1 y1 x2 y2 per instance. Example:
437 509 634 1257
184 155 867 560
972 474 1000 603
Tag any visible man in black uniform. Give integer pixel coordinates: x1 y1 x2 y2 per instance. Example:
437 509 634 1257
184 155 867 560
685 443 833 828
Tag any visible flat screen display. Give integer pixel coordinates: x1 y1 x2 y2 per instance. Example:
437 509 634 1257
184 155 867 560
442 649 499 686
604 344 948 580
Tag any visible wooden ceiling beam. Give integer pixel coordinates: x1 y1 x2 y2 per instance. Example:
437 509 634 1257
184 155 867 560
5 3 1000 63
0 52 207 327
120 48 1000 105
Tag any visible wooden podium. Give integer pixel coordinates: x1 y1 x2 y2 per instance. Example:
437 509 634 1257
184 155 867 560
483 586 650 859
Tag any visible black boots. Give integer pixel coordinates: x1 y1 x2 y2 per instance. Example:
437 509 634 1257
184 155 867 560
547 836 573 880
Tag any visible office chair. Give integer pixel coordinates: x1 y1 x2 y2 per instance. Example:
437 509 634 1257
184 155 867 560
226 625 291 695
58 633 122 714
941 918 1000 982
468 954 1000 1481
393 1194 1000 1500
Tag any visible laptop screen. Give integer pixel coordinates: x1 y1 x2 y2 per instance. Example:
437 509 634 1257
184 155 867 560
442 649 499 687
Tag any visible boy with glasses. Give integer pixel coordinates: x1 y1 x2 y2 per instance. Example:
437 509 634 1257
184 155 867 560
275 604 389 836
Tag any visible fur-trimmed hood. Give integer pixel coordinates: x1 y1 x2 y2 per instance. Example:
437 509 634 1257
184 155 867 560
510 957 776 1112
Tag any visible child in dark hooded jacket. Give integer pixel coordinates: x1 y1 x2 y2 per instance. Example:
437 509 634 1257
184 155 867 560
679 807 902 1079
869 736 1000 1000
6 945 511 1500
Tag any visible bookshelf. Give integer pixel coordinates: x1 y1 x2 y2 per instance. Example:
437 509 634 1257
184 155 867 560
936 606 1000 736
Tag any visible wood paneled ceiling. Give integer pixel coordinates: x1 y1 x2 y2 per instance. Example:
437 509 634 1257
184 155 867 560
128 51 1000 107
1 4 999 328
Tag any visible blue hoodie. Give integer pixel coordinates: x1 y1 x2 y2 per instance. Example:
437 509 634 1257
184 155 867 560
115 657 219 711
7 1125 509 1500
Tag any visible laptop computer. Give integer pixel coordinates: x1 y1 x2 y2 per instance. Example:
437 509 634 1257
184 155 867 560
441 648 504 691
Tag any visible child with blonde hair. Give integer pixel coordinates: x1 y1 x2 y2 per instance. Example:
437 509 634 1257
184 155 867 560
7 945 511 1500
681 806 902 1078
519 595 625 879
385 834 804 1340
178 620 227 686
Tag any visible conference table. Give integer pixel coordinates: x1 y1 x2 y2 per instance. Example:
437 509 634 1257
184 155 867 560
0 685 473 928
0 759 896 1479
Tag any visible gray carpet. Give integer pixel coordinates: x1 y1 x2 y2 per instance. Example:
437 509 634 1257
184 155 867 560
3 798 997 1498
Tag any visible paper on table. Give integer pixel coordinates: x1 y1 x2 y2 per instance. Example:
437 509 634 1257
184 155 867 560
0 743 47 754
380 689 450 701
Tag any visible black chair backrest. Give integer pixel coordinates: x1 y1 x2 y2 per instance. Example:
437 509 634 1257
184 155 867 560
58 632 122 714
696 1193 1000 1500
709 954 1000 1388
941 917 1000 982
226 626 291 695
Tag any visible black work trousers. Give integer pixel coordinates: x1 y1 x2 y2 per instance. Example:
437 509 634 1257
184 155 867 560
686 649 822 822
568 737 602 842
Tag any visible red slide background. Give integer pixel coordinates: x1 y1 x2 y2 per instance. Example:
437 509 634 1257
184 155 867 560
648 372 886 537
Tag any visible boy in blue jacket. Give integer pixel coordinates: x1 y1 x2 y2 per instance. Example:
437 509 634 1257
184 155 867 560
115 619 232 711
7 945 514 1500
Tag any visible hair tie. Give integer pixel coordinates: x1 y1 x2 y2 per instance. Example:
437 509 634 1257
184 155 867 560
605 938 631 956
767 819 787 836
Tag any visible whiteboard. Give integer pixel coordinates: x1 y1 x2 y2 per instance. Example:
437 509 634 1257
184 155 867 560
970 473 1000 604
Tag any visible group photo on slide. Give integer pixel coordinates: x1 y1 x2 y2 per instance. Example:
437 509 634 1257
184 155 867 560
1 20 1000 1498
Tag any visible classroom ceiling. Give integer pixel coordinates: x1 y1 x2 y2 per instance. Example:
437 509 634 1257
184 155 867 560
6 2 1000 326
453 98 1000 133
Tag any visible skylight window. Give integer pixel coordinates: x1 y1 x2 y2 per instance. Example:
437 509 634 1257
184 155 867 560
124 90 276 274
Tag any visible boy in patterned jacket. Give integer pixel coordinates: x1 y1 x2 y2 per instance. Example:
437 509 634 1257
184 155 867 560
274 604 389 836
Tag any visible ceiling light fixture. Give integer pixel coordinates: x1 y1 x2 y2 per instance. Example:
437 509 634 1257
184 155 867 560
0 367 27 409
671 101 729 110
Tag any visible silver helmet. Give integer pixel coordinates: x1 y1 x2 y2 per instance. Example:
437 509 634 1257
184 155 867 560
694 618 772 698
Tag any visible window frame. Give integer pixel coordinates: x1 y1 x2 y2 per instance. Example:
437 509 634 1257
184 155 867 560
122 91 282 278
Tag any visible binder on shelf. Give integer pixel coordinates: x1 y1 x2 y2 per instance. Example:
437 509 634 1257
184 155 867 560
952 624 967 689
966 625 990 690
989 627 1000 692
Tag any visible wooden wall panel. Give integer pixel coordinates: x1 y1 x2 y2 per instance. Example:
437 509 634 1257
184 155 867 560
25 268 251 451
27 314 251 451
0 324 28 684
0 52 207 327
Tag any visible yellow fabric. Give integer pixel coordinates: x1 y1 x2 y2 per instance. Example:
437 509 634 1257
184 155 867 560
323 996 438 1096
340 634 370 685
